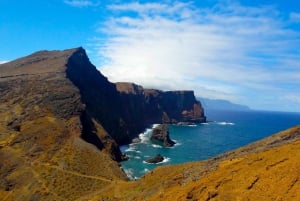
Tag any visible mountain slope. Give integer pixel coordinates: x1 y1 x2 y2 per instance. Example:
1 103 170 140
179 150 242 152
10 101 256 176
0 47 206 200
0 48 127 200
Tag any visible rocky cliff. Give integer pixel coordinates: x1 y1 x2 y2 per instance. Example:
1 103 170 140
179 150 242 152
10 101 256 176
0 47 206 200
116 82 206 127
0 48 128 200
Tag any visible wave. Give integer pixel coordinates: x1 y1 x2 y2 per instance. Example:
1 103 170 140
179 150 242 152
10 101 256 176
124 146 136 152
201 122 209 125
176 122 198 127
124 145 142 153
174 142 182 147
122 168 138 180
138 124 160 144
143 157 170 164
152 144 163 148
143 168 150 173
217 121 235 126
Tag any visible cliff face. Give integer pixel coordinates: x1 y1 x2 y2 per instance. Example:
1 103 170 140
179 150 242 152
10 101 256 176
0 48 127 201
65 50 206 145
116 82 206 129
0 47 206 200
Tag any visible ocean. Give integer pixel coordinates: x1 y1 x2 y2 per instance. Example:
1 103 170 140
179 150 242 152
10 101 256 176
120 110 300 179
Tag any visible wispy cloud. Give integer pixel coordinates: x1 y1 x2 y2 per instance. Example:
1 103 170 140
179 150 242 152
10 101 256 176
290 12 300 23
93 1 300 110
64 0 99 8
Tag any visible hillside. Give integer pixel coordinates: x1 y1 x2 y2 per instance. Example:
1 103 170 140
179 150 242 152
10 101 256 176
89 125 300 201
0 47 205 200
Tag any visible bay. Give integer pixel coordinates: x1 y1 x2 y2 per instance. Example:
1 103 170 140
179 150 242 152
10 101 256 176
120 110 300 179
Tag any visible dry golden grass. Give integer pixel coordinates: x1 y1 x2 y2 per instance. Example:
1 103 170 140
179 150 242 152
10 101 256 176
0 114 126 201
89 126 300 201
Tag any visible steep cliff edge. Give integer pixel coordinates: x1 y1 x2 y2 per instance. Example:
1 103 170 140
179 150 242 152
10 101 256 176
0 48 128 200
0 47 206 200
116 82 206 127
66 49 206 145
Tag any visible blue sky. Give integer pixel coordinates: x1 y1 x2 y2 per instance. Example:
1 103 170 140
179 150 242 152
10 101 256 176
1 0 300 112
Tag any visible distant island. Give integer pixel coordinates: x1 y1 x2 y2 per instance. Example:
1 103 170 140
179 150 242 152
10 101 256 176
198 97 251 111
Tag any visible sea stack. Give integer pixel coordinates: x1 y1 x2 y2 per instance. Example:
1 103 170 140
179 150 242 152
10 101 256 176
151 124 176 147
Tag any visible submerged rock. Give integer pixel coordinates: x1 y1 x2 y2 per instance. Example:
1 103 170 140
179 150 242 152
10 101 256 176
151 124 175 147
145 154 164 164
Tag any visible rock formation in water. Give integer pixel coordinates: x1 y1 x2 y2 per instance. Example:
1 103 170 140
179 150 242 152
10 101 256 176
151 124 175 147
145 154 164 164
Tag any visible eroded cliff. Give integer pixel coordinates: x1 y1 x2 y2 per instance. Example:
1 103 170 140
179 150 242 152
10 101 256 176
116 82 206 126
0 47 206 200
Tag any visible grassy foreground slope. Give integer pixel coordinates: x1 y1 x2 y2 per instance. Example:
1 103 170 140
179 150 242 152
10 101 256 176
90 126 300 201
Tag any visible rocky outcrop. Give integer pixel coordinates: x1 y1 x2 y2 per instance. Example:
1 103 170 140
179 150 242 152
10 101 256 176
145 154 164 164
151 124 175 147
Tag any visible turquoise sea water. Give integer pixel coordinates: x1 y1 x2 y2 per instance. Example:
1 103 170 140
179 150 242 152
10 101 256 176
120 110 300 179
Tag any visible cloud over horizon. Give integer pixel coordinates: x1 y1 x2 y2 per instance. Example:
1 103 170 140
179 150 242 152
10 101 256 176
93 1 300 111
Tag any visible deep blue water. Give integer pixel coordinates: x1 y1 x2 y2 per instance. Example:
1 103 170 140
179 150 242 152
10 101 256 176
120 110 300 179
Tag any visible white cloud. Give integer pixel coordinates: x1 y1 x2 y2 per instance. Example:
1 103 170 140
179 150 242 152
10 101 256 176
64 0 99 8
93 1 300 110
0 60 9 64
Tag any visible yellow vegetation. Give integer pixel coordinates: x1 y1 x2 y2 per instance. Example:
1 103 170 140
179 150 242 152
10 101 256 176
89 126 300 201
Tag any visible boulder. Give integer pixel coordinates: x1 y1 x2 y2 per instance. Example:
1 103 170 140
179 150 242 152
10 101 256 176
145 154 164 164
